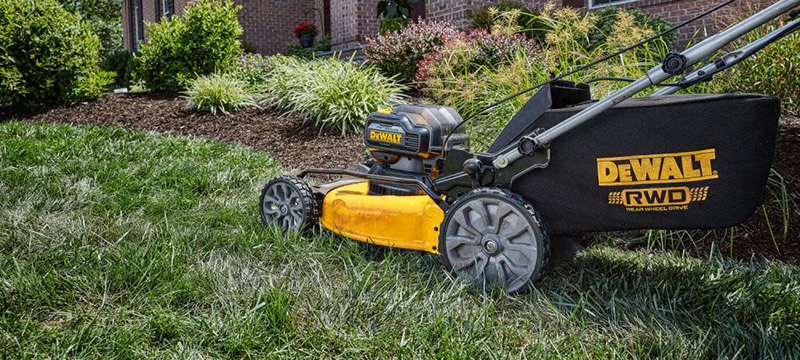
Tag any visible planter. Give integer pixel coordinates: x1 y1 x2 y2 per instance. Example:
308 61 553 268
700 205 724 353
299 34 315 48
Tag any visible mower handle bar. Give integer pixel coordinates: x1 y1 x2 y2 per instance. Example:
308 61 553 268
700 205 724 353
494 0 800 169
654 16 800 96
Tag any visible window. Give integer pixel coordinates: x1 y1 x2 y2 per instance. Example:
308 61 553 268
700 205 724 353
162 0 174 18
132 0 144 50
589 0 642 8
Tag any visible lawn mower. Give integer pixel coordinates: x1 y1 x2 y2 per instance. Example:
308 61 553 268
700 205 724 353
259 0 800 293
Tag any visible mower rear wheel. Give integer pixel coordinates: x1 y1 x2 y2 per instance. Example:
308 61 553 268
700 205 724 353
259 175 318 233
440 188 550 294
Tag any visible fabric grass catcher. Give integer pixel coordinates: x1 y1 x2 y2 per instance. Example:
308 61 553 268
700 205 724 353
259 0 800 294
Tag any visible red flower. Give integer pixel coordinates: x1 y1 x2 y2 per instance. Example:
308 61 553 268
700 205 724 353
294 21 319 37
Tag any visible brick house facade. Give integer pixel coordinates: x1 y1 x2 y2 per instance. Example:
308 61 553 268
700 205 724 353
123 0 775 54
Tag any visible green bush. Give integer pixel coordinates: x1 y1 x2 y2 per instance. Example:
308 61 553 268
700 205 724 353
57 0 123 59
720 22 799 114
101 50 135 88
232 53 272 91
183 73 255 115
588 6 677 51
260 56 407 134
471 2 546 41
0 0 113 110
379 18 410 35
133 0 244 93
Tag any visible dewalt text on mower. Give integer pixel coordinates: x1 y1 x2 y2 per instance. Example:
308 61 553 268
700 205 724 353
259 0 800 293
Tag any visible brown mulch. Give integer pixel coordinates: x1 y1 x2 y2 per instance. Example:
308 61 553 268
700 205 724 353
3 93 799 264
4 93 366 172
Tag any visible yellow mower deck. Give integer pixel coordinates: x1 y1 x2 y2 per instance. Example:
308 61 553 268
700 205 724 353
320 182 443 254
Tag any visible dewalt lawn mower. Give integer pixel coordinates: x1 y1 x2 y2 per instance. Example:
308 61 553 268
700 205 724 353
259 0 800 293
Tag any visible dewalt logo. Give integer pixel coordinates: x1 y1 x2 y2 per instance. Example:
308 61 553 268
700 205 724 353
369 130 403 145
597 149 717 187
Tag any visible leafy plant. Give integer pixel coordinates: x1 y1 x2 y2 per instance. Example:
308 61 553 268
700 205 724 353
588 6 677 52
259 56 407 134
183 73 256 115
471 2 546 41
379 18 410 35
57 0 123 59
364 20 461 84
132 0 244 93
0 0 113 110
377 0 415 19
232 53 273 91
101 50 135 88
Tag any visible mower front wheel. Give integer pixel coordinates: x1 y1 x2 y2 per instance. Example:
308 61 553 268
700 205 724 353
439 188 550 294
259 175 318 233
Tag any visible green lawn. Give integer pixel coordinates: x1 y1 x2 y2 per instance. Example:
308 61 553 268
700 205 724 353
1 121 798 359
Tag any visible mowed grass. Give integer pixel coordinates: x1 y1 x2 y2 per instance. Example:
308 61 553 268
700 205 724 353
0 121 798 359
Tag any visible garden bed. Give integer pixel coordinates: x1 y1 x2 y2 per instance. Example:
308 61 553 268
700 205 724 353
4 93 799 264
7 93 366 171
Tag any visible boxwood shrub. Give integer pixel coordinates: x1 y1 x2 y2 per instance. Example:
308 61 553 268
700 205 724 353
132 0 243 93
0 0 113 110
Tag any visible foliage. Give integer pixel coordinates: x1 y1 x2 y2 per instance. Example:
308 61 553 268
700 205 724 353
379 18 410 35
719 21 799 114
259 56 407 134
416 30 540 83
0 0 113 110
284 36 331 59
364 20 461 84
57 0 123 59
183 73 256 115
377 0 414 19
132 0 243 93
294 21 319 37
471 2 546 41
420 5 670 149
588 6 677 51
232 53 273 91
101 50 135 88
2 121 800 358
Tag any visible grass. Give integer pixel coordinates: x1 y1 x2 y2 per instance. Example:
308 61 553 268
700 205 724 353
1 121 799 358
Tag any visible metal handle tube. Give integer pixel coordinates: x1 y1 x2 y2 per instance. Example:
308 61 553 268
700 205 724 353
495 0 800 168
654 16 800 96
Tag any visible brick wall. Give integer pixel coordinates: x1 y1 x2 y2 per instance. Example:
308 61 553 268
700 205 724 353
235 0 317 55
123 0 319 54
330 0 380 49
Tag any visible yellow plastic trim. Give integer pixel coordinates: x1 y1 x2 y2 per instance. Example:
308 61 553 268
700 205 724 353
320 182 443 254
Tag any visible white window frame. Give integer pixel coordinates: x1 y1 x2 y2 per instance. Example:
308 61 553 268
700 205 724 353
589 0 644 9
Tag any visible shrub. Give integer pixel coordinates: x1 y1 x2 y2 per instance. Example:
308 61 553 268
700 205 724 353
379 18 410 35
232 53 272 91
588 6 677 51
363 20 460 84
718 21 799 114
101 50 135 88
132 0 243 93
416 30 539 83
183 73 255 115
420 6 669 150
0 0 113 110
471 2 546 41
260 56 407 134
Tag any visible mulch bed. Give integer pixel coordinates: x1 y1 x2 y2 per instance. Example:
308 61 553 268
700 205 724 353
3 93 365 172
3 93 799 264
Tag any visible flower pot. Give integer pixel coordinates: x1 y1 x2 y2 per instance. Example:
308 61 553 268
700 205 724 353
299 34 315 48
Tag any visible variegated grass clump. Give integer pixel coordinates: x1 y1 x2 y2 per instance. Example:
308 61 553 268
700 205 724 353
183 72 257 115
259 56 407 135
